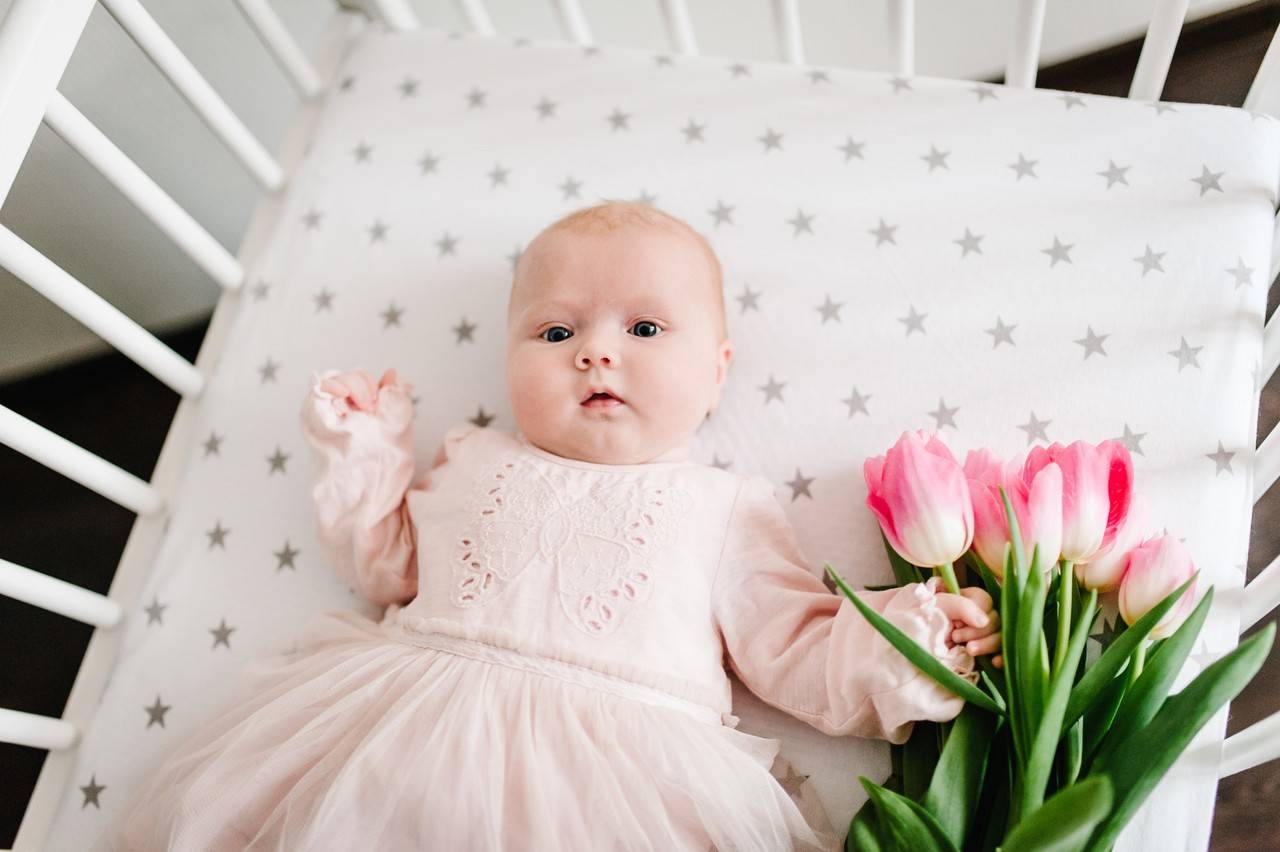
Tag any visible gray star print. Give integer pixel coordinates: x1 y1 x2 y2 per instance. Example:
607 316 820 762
1042 236 1074 267
816 295 843 323
1019 411 1052 444
1060 92 1087 109
759 127 784 152
560 176 583 199
419 153 440 175
252 281 271 301
80 775 105 809
899 305 926 336
788 209 815 236
1118 423 1146 456
508 246 522 270
838 137 865 161
301 209 323 229
206 520 229 550
145 696 170 728
1168 337 1203 371
681 119 706 143
534 97 557 119
210 618 235 649
759 375 786 404
436 233 458 256
1190 165 1225 196
972 84 997 102
1148 101 1177 115
786 470 814 501
368 220 388 243
709 201 734 226
1206 441 1235 474
352 141 372 162
869 219 898 246
488 165 509 187
202 431 223 457
921 144 950 172
466 87 487 108
889 75 912 93
399 78 419 97
470 407 496 427
338 75 354 91
728 62 750 77
954 227 984 257
266 447 289 474
634 189 657 205
986 316 1017 348
737 286 761 312
842 386 871 417
274 540 300 571
606 108 631 131
654 54 674 67
144 596 167 625
258 357 279 383
1225 257 1254 289
808 69 830 84
928 399 959 429
453 317 477 343
314 288 335 312
1075 326 1109 359
381 303 404 328
777 763 809 796
1134 245 1166 276
1098 160 1131 188
710 454 732 470
1009 154 1038 180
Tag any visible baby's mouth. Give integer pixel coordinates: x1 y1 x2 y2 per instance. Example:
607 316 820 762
581 391 625 408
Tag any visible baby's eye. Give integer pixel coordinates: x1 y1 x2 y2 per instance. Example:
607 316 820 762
630 321 660 338
541 326 572 343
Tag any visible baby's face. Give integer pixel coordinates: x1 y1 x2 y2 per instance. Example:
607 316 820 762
506 225 732 465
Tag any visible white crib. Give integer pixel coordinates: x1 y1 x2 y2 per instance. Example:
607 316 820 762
4 1 1280 849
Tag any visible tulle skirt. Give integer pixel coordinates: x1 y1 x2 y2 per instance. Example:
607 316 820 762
102 605 839 851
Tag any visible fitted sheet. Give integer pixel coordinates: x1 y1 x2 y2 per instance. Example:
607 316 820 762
46 22 1280 851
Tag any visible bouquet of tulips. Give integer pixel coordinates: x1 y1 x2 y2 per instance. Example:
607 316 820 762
824 431 1274 852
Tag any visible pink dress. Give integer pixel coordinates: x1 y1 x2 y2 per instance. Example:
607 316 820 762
108 370 976 852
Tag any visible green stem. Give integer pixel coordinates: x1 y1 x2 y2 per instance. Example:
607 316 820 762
1053 560 1075 675
1127 637 1148 687
937 561 961 595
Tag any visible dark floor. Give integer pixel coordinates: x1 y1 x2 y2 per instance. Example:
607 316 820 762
3 3 1280 848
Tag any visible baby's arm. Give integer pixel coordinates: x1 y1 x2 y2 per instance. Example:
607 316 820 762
300 367 447 607
712 476 992 745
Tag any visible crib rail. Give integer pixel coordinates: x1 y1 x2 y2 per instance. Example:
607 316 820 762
1 0 1280 848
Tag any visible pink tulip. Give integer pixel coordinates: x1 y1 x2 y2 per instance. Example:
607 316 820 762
965 449 1063 580
865 430 974 568
1075 492 1152 592
1118 534 1197 640
1024 440 1134 564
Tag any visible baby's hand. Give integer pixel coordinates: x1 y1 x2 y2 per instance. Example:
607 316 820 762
935 586 1002 668
304 367 414 436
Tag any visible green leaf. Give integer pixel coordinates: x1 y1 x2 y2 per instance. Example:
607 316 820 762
1063 573 1198 731
825 564 1003 715
1000 543 1026 767
1000 776 1113 852
1014 544 1048 732
998 486 1027 594
1081 671 1128 771
859 777 958 852
847 792 884 851
1089 587 1214 769
882 529 926 586
1062 717 1084 787
965 550 1002 597
922 703 996 846
903 721 940 802
1084 622 1276 852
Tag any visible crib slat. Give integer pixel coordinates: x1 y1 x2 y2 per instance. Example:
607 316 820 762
1245 19 1280 115
233 0 322 98
0 708 77 751
771 0 804 66
96 0 283 192
367 0 421 30
887 0 914 76
1256 420 1280 503
553 0 595 46
1240 552 1280 631
0 558 123 628
1005 0 1047 88
42 92 244 291
0 404 164 516
1128 0 1189 101
1220 706 1280 777
0 225 205 397
457 0 497 36
659 0 698 56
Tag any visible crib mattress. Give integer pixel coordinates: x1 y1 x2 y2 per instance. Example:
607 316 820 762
46 22 1280 851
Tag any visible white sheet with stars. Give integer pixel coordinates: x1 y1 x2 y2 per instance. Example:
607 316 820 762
45 24 1280 851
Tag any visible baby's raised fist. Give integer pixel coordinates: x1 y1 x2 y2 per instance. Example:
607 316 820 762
935 586 1003 668
303 367 415 436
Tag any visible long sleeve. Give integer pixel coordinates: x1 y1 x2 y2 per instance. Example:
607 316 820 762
712 475 977 745
299 367 475 606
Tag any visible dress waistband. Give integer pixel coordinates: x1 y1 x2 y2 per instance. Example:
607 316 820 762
384 620 730 729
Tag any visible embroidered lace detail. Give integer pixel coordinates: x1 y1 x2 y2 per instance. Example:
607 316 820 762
452 451 695 637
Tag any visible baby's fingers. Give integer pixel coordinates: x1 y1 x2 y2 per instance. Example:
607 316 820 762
951 610 1000 642
934 593 990 628
964 633 1002 657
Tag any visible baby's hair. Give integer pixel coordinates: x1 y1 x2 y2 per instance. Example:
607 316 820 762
510 200 728 342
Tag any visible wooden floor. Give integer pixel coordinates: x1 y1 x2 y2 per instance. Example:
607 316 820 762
2 3 1280 847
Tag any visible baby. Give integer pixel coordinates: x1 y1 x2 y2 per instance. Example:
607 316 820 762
109 201 999 851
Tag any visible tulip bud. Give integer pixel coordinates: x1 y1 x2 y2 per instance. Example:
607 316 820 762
1024 439 1134 563
964 449 1062 580
1075 493 1152 592
1118 534 1197 640
865 430 974 567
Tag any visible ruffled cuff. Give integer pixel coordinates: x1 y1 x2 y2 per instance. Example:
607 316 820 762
301 367 415 443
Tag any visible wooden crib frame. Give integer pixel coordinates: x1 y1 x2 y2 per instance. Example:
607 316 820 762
3 1 1280 848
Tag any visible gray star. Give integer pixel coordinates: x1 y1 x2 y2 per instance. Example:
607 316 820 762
954 227 984 257
1206 440 1235 475
143 596 167 625
1075 326 1109 359
453 316 477 343
759 375 786 404
513 37 530 47
1009 153 1038 180
1190 165 1225 196
301 208 323 230
206 520 229 550
258 357 279 383
338 75 354 91
1134 244 1166 277
1042 236 1074 267
1117 423 1146 456
971 83 998 102
1148 101 1178 115
80 775 105 809
759 127 784 152
728 62 751 77
202 431 223 457
889 75 913 93
986 316 1017 348
488 164 509 187
266 447 289 474
842 386 871 417
654 53 674 67
352 141 372 162
398 77 419 97
788 209 815 236
837 136 866 162
786 469 815 501
313 287 335 312
869 218 898 246
815 294 843 323
928 398 959 430
921 144 950 172
508 245 522 271
709 200 735 226
777 763 809 796
1225 257 1255 289
381 303 404 328
466 87 487 108
1018 411 1052 444
368 220 388 243
807 69 830 84
899 305 926 336
1098 160 1131 188
606 108 631 131
1090 615 1121 651
709 454 733 470
560 176 583 199
737 286 761 312
145 695 170 729
583 46 601 57
681 119 706 143
1168 336 1203 371
274 540 300 571
634 188 657 205
419 152 440 175
436 232 458 256
252 280 271 301
534 96 557 119
1060 92 1087 109
469 407 496 427
210 618 235 649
